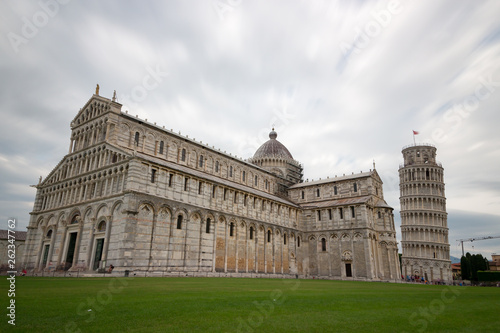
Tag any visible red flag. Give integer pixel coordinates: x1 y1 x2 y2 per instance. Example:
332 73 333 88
413 130 419 135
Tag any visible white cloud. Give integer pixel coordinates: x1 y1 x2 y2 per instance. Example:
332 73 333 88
0 0 499 258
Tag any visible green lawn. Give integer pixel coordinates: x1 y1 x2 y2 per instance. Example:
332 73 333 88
1 276 499 332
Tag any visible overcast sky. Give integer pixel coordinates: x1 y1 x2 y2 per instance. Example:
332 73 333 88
1 0 499 259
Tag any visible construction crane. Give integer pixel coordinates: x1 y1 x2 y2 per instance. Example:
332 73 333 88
457 235 500 257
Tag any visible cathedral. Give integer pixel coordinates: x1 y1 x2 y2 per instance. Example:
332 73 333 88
23 89 401 281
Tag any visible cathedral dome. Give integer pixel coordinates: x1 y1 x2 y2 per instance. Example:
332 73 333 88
253 129 294 160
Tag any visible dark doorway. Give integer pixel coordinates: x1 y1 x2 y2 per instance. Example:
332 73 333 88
345 263 352 277
65 233 78 270
42 244 50 266
93 238 104 270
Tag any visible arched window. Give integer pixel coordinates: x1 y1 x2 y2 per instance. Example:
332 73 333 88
206 218 211 234
46 229 53 238
353 183 358 192
159 141 164 155
249 227 254 240
297 236 301 247
378 211 381 219
242 171 246 182
71 215 79 224
181 149 186 162
316 188 320 197
199 155 204 167
230 223 235 237
301 191 304 199
334 186 338 195
177 215 183 229
215 161 219 173
254 175 258 186
97 221 106 232
134 132 140 146
267 230 271 243
229 166 233 177
284 234 287 245
321 238 326 251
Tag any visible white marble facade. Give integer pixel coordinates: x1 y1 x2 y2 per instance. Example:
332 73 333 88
23 92 400 281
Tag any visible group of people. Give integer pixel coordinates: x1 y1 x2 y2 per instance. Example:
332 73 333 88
403 274 427 283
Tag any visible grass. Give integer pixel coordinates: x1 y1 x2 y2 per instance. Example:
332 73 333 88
1 276 499 332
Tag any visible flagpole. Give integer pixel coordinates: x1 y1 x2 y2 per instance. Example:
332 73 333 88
413 132 416 145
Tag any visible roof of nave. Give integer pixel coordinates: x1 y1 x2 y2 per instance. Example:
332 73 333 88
253 129 294 160
134 152 299 208
300 195 372 209
0 229 26 240
288 170 381 189
299 195 393 210
373 197 392 209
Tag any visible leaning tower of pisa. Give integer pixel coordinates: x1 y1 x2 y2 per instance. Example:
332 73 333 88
399 143 452 282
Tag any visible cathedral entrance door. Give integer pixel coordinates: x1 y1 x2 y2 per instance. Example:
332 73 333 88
345 263 352 277
65 232 78 270
42 244 50 267
93 238 104 270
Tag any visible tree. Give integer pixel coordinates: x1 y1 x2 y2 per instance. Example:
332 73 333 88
461 252 490 281
460 254 471 280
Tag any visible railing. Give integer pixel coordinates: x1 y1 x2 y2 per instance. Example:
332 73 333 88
402 143 436 150
399 161 442 168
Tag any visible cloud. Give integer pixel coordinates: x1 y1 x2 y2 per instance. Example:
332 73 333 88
0 0 499 264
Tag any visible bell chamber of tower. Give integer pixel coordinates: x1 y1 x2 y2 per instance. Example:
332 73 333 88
399 143 452 282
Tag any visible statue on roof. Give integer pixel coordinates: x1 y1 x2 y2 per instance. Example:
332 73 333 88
95 84 100 95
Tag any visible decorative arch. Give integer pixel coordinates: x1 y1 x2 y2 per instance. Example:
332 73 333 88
190 211 202 222
68 209 81 225
341 250 353 261
96 220 106 232
95 203 109 219
138 202 155 217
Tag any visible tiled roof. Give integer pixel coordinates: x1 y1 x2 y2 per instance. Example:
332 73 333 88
299 195 372 209
0 229 27 241
289 171 374 189
374 198 393 208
